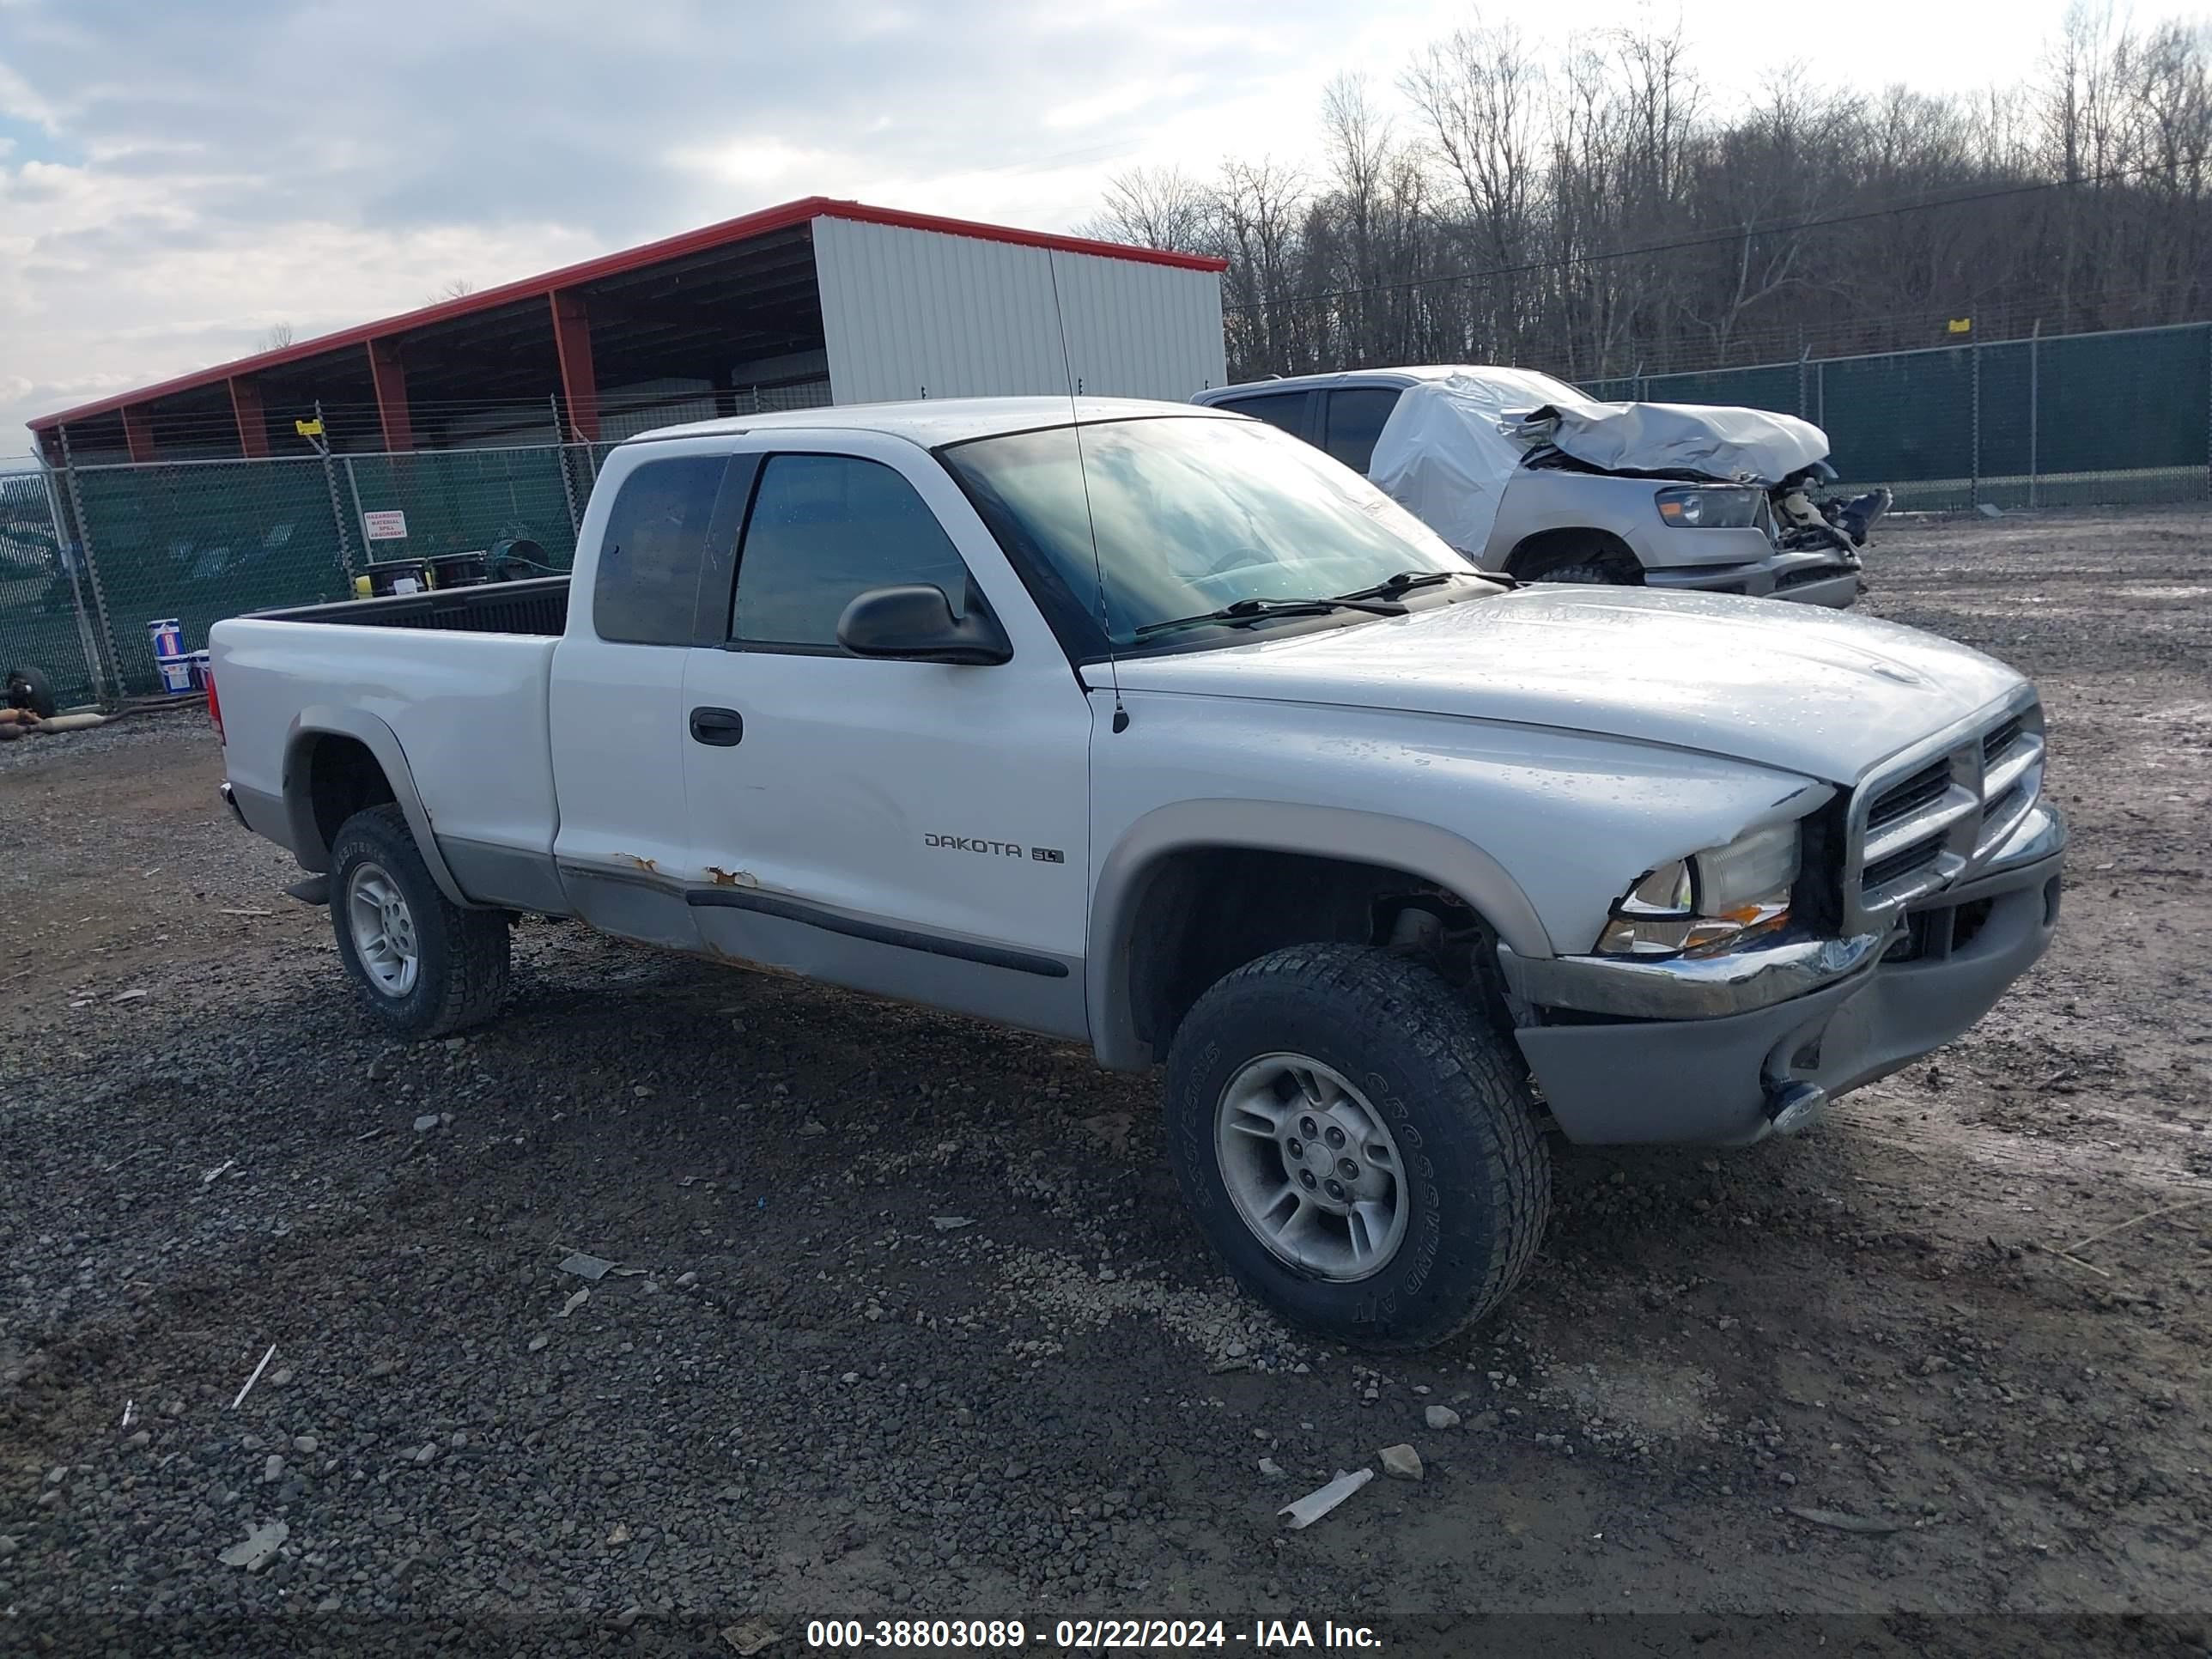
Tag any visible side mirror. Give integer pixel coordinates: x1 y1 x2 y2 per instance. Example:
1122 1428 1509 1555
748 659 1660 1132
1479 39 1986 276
836 583 1012 665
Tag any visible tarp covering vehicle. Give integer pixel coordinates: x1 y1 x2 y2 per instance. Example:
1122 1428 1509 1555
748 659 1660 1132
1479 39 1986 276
1370 373 1857 558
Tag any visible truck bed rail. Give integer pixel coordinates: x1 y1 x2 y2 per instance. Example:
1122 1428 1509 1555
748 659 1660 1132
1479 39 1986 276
249 576 569 636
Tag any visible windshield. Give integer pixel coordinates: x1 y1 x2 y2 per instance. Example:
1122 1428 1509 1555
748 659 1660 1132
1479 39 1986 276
941 416 1480 650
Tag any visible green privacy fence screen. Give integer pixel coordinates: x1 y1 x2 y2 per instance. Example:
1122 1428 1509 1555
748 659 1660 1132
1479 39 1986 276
1583 320 2212 509
0 465 104 709
339 447 590 572
69 455 357 701
30 444 612 699
10 320 2212 702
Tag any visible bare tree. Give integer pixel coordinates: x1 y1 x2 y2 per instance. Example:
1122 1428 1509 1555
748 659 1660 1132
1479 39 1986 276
1214 157 1309 374
1317 75 1396 362
1079 4 2212 381
1076 167 1214 252
1680 68 1836 358
256 322 295 353
1404 18 1540 356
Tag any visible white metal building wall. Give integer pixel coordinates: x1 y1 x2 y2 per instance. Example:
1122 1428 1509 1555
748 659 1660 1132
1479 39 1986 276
811 216 1227 408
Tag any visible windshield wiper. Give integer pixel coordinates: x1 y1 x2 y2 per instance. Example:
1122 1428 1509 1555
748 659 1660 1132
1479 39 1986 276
1332 568 1496 602
1132 593 1407 641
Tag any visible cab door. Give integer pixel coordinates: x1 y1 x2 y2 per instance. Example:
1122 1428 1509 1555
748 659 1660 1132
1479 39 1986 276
549 445 742 948
678 432 1094 1039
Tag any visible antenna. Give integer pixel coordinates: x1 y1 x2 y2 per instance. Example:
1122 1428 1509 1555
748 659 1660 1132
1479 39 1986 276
1044 250 1128 734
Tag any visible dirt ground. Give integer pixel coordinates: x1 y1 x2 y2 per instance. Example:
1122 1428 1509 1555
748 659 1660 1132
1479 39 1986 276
1 506 2208 1657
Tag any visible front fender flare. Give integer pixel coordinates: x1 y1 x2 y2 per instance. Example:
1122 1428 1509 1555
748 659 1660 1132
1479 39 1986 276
1085 799 1553 1069
283 705 470 908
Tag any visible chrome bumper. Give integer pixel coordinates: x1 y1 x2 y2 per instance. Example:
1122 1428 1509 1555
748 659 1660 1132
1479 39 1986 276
1498 800 2067 1022
1499 929 1887 1020
1500 802 2066 1146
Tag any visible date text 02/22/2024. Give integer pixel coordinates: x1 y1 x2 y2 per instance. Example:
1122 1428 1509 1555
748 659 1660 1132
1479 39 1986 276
803 1619 1384 1650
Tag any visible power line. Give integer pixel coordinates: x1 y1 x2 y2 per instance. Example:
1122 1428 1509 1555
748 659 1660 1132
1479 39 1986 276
1223 156 2202 314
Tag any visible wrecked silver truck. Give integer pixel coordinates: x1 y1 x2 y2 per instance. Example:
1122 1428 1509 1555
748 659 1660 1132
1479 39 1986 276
1193 365 1891 608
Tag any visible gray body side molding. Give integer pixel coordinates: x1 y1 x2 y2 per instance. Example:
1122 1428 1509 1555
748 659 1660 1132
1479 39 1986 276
282 706 471 909
1086 799 1553 1070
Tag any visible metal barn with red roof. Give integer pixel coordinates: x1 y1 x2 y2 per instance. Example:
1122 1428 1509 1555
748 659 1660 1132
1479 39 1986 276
29 198 1229 464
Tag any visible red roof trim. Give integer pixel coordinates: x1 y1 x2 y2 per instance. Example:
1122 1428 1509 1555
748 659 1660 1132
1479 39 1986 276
813 202 1226 273
29 198 1227 431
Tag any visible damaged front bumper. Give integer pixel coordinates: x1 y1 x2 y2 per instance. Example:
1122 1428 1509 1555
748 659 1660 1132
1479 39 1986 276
1641 545 1863 609
1496 801 2066 1146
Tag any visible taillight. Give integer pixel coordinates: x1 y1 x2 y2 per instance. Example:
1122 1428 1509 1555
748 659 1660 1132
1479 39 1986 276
206 664 224 743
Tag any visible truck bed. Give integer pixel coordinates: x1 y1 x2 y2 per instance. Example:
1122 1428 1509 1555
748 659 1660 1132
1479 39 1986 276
210 582 567 898
253 575 568 636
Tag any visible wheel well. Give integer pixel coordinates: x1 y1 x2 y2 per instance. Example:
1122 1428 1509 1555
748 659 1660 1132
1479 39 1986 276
1504 527 1637 580
1119 848 1513 1061
297 734 398 858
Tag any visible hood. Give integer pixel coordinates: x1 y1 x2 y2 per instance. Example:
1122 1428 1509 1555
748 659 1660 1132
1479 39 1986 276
1110 587 2027 784
1507 398 1830 486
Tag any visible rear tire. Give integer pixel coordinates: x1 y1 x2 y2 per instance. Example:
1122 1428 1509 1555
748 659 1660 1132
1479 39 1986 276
1164 944 1551 1351
329 804 510 1039
6 665 56 720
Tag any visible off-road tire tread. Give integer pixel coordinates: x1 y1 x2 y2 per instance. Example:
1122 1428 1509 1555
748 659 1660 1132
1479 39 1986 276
1168 943 1550 1351
1536 556 1639 586
331 804 510 1039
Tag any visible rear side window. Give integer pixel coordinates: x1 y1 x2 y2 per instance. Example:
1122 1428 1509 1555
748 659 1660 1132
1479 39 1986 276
1215 391 1310 438
1323 388 1402 474
732 453 975 650
592 456 728 645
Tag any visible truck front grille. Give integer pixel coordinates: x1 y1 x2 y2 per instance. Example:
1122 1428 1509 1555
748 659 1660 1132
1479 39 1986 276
1863 832 1950 891
1845 699 2045 930
1866 757 1953 832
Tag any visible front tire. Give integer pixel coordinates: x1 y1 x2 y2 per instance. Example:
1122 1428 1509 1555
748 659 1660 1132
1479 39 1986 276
1539 559 1633 584
1529 544 1642 585
329 804 510 1039
1164 945 1551 1351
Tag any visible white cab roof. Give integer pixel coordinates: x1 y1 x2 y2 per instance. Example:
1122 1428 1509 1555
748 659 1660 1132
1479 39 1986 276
632 397 1234 450
1193 366 1474 402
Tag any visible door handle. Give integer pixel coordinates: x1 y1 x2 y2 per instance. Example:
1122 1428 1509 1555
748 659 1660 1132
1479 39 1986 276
689 706 744 746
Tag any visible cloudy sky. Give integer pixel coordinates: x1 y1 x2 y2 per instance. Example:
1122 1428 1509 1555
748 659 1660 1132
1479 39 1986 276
0 0 2097 449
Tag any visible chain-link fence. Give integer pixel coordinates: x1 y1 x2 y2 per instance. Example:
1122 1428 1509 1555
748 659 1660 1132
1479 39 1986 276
48 442 617 698
340 447 588 570
8 327 2209 704
0 459 105 709
69 453 361 698
1585 321 2212 510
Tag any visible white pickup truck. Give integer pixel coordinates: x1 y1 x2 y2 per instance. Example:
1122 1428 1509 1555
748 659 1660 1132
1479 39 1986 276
210 398 2065 1350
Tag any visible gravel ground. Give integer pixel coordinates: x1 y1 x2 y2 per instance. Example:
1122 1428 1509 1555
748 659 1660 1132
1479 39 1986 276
1 507 2209 1656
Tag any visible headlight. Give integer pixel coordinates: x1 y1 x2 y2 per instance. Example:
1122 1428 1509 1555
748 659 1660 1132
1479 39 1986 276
1655 486 1762 529
1594 820 1800 958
